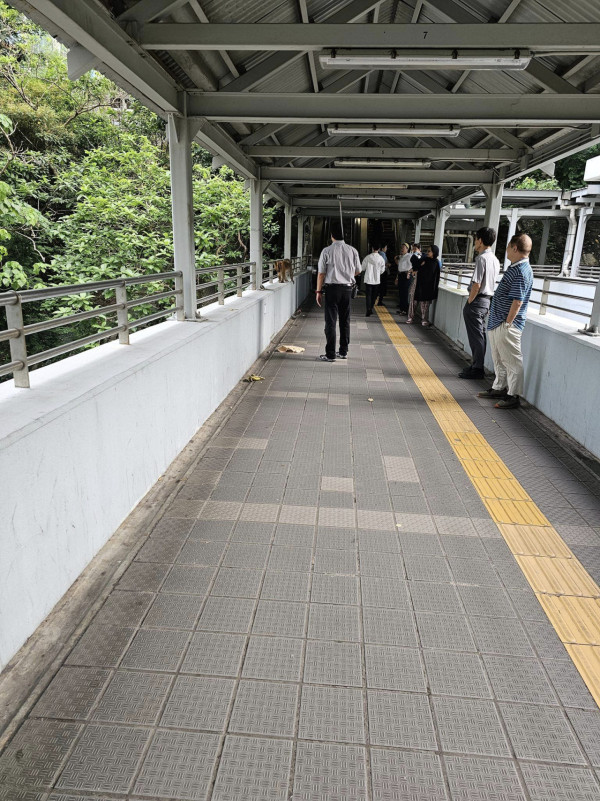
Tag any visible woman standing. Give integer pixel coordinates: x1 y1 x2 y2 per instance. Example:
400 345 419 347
406 243 422 324
394 243 412 315
413 245 441 327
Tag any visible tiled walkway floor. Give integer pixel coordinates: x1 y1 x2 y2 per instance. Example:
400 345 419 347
2 298 600 801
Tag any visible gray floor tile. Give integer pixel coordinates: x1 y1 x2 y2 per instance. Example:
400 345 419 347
121 629 189 672
268 546 313 573
363 607 418 647
0 720 81 792
483 655 558 704
299 685 365 743
314 548 357 574
566 708 600 767
161 675 235 731
181 632 247 676
308 603 361 641
91 671 171 725
274 524 315 547
31 667 110 721
459 585 516 618
117 561 170 592
365 645 426 692
229 680 298 737
213 735 293 801
261 571 311 602
500 703 587 764
242 636 304 682
360 550 405 578
368 690 437 750
417 613 476 652
197 597 255 633
409 582 463 615
371 749 448 800
361 576 411 609
66 625 135 668
304 640 363 687
311 573 359 605
56 724 150 794
433 697 512 757
177 540 227 566
293 742 368 801
134 730 220 800
444 755 526 801
252 600 307 638
162 565 215 595
211 568 264 598
405 554 453 583
224 543 270 570
521 762 600 801
423 651 491 699
469 616 535 657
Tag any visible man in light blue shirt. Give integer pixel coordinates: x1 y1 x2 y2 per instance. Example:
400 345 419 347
478 233 533 409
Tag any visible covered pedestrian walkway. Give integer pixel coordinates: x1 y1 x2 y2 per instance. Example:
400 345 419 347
2 297 600 801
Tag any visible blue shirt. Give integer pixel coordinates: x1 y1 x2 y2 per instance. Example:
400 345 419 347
488 258 533 332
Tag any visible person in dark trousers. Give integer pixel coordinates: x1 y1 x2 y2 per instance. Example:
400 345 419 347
459 226 500 379
412 245 441 327
316 220 361 362
362 242 386 316
375 244 389 305
395 243 412 314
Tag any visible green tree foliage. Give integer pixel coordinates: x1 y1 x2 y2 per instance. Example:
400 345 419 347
0 1 281 368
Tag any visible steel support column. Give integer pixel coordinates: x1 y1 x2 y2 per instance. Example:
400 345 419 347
284 204 293 260
538 218 551 266
505 207 520 268
414 219 422 244
434 208 450 255
250 179 267 288
297 214 305 259
168 115 200 320
482 181 503 253
562 209 578 276
571 207 594 277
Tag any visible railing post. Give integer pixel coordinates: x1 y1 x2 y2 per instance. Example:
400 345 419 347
218 266 225 305
251 261 258 290
236 264 243 297
539 277 550 316
579 279 600 336
174 272 185 321
115 283 129 344
5 294 30 388
457 269 463 290
268 261 274 283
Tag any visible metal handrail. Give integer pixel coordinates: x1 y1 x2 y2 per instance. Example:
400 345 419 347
1 256 312 388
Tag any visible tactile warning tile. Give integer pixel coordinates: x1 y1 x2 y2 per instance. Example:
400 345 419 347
229 680 298 737
520 762 600 801
365 645 426 693
367 690 436 750
534 594 600 646
242 636 304 682
252 600 307 638
293 742 367 801
212 735 293 801
31 667 110 721
497 524 574 558
160 675 235 731
444 755 526 801
260 571 311 602
416 613 476 652
181 632 246 677
515 555 600 598
564 644 600 702
499 703 586 764
133 729 220 800
304 640 363 687
298 685 365 743
423 650 491 699
56 724 150 794
121 629 189 672
432 696 512 757
362 607 418 647
0 719 81 791
307 604 361 642
143 593 203 629
91 670 171 725
370 748 448 801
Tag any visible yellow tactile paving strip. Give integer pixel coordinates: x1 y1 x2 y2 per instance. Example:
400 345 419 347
376 306 600 705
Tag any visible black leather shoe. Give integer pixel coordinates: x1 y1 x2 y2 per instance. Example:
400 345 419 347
459 368 485 379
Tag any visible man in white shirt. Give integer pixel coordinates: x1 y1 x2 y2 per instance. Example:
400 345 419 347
458 227 500 380
316 220 362 362
362 243 386 317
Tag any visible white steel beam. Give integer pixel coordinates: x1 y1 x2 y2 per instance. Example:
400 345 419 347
188 93 600 125
261 167 492 184
284 205 293 259
250 180 267 288
287 187 446 197
246 146 520 161
219 0 384 93
139 23 600 53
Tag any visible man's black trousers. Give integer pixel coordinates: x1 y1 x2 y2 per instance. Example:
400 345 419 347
463 295 491 370
397 273 411 311
365 284 378 314
324 284 352 359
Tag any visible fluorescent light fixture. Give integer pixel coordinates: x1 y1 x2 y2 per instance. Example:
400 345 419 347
336 183 408 189
319 49 531 70
338 195 395 200
346 209 384 214
334 159 431 168
328 124 460 138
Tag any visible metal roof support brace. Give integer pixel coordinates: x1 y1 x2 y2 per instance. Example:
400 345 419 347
284 204 293 260
562 209 578 276
482 181 503 253
168 115 201 320
571 207 594 278
250 179 268 289
504 207 521 268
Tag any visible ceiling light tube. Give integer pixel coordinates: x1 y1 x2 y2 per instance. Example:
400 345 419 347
338 195 395 200
327 125 460 138
334 159 432 168
319 49 531 70
336 183 408 189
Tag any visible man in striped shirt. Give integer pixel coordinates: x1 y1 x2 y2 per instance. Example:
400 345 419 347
478 233 534 409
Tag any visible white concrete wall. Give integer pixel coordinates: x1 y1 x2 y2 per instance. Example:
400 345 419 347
0 275 311 670
433 285 600 459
